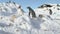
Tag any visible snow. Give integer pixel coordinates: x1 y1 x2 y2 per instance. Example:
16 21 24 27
0 2 60 34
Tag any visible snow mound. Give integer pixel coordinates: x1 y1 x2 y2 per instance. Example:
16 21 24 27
0 3 60 34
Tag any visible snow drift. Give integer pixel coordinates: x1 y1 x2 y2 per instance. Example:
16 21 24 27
0 2 60 34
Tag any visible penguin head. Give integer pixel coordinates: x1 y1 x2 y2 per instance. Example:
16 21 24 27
18 6 21 9
39 14 44 18
27 6 31 9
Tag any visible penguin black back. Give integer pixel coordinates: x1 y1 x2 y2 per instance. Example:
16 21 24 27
49 9 52 15
27 7 36 18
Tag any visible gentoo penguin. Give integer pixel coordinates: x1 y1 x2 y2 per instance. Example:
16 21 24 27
39 14 44 18
27 7 36 18
17 6 24 16
38 4 52 8
13 1 15 4
49 9 52 15
9 1 11 3
6 0 11 3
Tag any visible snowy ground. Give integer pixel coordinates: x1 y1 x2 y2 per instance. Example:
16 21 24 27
0 3 60 34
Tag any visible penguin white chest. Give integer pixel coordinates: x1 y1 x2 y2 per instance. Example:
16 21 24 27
17 9 23 16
